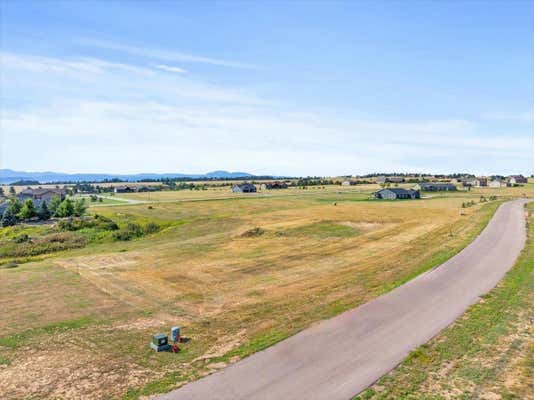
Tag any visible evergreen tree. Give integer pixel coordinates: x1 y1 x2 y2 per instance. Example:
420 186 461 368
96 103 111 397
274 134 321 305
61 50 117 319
18 199 36 220
73 198 87 217
0 187 4 197
48 195 62 215
1 207 17 227
7 198 22 215
9 186 16 196
37 201 51 220
56 198 74 217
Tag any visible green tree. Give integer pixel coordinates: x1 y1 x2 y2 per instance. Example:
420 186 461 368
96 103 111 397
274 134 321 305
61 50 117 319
48 195 62 215
9 186 15 196
37 201 51 220
18 199 36 220
1 207 17 227
0 187 4 197
7 198 22 215
55 198 74 217
73 198 87 217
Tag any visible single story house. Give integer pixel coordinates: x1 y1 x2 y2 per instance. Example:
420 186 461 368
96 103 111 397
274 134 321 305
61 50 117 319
489 179 508 188
341 180 357 186
232 183 257 193
114 186 136 193
376 176 405 184
460 178 478 187
507 175 527 185
413 182 457 191
373 188 420 200
17 188 66 206
136 185 156 192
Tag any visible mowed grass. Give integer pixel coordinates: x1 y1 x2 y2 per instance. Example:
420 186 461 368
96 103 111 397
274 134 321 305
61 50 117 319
356 202 534 400
0 190 510 399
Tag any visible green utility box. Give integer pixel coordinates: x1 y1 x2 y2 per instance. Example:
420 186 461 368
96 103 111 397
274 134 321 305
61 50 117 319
150 333 170 352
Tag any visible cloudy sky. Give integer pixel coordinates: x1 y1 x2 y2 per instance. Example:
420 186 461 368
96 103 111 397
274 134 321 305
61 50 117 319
1 1 533 176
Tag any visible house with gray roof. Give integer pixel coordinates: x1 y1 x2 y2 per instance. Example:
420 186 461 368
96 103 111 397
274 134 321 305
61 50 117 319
232 183 257 193
373 188 420 200
413 182 457 191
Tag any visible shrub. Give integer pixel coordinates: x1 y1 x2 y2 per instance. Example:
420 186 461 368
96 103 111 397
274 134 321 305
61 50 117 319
112 222 144 241
37 201 51 220
13 234 30 243
57 215 119 231
1 207 17 227
56 199 74 217
18 199 36 220
0 232 87 258
240 227 265 238
144 222 160 234
73 198 88 217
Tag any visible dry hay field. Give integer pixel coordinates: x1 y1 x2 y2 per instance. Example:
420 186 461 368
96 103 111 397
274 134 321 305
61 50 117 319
0 189 515 399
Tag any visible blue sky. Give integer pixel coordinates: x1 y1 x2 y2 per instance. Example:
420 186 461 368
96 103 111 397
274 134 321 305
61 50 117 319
1 1 533 176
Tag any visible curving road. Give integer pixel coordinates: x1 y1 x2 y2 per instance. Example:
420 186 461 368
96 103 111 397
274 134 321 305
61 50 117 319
158 200 529 400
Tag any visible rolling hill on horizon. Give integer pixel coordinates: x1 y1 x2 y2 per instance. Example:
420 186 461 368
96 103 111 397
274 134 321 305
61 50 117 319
0 169 256 184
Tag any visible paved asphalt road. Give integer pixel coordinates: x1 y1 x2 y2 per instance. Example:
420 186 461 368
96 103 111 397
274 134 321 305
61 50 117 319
159 200 529 400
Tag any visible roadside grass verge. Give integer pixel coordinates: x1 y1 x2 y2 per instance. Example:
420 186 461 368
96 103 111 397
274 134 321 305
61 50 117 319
355 202 534 400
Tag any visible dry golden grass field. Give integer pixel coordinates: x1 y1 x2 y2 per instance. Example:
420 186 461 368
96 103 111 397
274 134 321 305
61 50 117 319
0 184 532 399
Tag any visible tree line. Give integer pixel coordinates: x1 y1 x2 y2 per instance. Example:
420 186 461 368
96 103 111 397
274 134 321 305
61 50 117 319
1 195 87 227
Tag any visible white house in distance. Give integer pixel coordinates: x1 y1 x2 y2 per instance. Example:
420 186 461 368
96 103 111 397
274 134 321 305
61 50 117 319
488 179 508 188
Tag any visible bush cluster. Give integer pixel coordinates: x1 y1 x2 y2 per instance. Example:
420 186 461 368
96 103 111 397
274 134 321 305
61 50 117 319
112 221 160 241
58 215 118 231
0 232 88 258
461 200 477 208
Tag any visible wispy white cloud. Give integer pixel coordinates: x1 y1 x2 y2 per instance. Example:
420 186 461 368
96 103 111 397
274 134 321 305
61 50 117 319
0 51 264 105
1 50 532 176
79 38 258 69
155 64 186 74
481 110 534 122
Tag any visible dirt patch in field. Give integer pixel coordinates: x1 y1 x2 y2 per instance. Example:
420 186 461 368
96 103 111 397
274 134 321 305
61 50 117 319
0 343 153 400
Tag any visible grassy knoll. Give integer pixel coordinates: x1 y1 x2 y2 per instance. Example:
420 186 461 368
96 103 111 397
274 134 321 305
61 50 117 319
0 192 505 399
355 202 534 400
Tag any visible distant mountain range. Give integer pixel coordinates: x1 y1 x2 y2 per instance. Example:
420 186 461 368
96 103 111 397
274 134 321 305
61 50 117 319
0 169 256 184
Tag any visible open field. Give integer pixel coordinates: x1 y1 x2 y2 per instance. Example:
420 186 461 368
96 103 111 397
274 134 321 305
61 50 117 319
358 202 534 400
0 188 529 399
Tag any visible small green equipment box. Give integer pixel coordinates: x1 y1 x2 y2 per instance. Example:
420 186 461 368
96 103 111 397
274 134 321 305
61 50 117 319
150 333 171 352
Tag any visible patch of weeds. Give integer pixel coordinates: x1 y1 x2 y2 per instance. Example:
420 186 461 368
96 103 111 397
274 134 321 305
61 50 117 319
0 261 18 269
0 316 96 349
353 388 377 400
279 220 360 238
240 227 265 238
0 232 88 258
